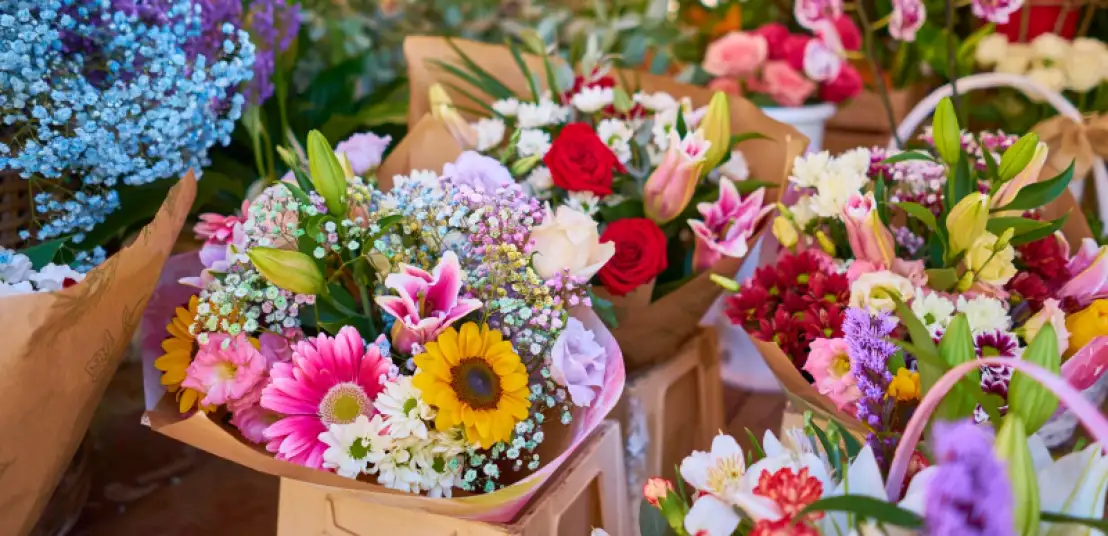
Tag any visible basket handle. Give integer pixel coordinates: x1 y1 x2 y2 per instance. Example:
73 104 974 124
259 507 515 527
888 73 1108 230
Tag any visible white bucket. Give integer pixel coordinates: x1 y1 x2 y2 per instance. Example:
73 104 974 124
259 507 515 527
762 102 837 154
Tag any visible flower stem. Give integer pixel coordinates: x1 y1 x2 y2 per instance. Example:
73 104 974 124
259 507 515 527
358 284 378 339
854 2 903 147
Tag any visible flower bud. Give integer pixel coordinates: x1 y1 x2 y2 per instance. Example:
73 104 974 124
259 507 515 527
430 83 478 149
946 193 989 256
710 273 741 292
772 215 799 249
642 477 674 508
994 415 1040 535
696 91 731 174
993 141 1049 211
643 131 708 223
511 154 541 176
994 227 1015 251
816 230 836 255
1009 323 1061 433
247 247 326 296
956 270 975 292
307 130 348 217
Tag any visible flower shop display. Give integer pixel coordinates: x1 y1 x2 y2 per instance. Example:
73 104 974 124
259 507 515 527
0 175 195 536
141 129 624 520
726 96 1108 454
401 35 808 372
0 0 255 258
637 348 1108 536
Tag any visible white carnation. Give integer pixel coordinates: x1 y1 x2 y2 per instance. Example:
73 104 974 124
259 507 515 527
517 99 570 129
0 249 32 284
790 151 833 189
517 128 552 158
29 263 83 291
956 295 1011 334
492 98 520 117
975 33 1009 66
473 118 506 151
571 86 615 114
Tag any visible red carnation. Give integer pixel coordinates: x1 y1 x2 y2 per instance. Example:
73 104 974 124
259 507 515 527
544 123 625 196
832 15 862 52
754 23 791 60
596 218 669 296
782 34 811 72
1006 272 1050 311
1017 235 1071 286
819 63 863 103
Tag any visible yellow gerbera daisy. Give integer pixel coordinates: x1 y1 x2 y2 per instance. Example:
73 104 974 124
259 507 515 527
154 296 213 414
413 322 531 449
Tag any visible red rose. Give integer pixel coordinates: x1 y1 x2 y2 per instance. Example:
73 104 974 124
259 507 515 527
753 23 791 60
544 123 626 196
596 218 668 296
782 34 812 72
832 15 862 52
819 63 863 103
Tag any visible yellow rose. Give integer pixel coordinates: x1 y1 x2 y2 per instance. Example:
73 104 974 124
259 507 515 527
1065 299 1108 358
965 232 1018 286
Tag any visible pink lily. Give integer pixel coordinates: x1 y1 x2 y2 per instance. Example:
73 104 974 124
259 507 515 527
1059 238 1108 307
374 251 483 354
194 200 251 245
644 130 711 224
688 181 774 272
842 192 896 267
1062 336 1108 391
180 222 248 288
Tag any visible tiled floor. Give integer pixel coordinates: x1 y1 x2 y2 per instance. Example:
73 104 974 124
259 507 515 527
60 362 783 535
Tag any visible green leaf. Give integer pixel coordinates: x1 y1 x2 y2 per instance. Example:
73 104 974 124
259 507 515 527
924 268 959 291
1041 512 1108 532
745 428 766 459
639 500 680 536
444 38 516 100
936 314 979 421
986 216 1050 237
981 135 1001 181
875 172 890 226
880 151 936 165
810 422 844 478
801 495 924 528
589 290 619 328
735 180 778 195
730 132 771 146
950 153 974 210
933 97 962 165
1009 323 1061 433
1009 214 1069 246
20 239 64 269
833 421 863 458
599 198 645 223
897 202 939 233
893 297 941 392
998 133 1040 182
507 40 539 101
995 161 1075 213
675 107 688 138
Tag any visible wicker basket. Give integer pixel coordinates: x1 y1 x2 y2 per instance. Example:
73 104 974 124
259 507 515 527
0 171 30 249
29 436 91 536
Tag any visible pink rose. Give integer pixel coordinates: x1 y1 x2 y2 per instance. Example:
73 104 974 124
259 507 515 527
753 23 791 60
819 62 863 103
762 61 817 107
707 77 743 96
782 35 812 72
703 32 768 78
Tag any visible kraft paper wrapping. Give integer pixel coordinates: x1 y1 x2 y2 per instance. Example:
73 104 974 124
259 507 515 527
750 186 1091 435
140 151 626 522
401 36 809 371
0 173 196 536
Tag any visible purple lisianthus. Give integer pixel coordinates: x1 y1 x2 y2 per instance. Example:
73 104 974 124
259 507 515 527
550 317 607 407
442 151 515 192
336 133 392 175
925 420 1015 536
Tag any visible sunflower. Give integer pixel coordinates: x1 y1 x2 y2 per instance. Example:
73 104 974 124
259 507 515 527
154 296 213 414
413 322 531 449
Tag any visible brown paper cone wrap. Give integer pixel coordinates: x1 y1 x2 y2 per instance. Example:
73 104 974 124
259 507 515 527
400 36 808 372
748 185 1092 435
0 173 196 536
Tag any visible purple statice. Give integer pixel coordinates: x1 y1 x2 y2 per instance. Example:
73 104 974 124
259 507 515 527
924 420 1015 536
842 307 898 429
244 0 300 105
893 225 925 256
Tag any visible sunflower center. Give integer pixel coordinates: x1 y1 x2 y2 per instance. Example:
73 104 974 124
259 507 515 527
319 382 371 425
451 357 502 410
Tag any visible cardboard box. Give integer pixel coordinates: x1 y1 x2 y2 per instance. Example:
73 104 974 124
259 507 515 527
276 420 630 536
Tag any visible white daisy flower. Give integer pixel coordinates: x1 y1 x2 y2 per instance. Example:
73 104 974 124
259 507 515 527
517 128 552 158
956 295 1012 334
374 376 435 440
912 289 956 330
571 86 614 114
472 117 505 152
318 414 392 479
374 444 422 493
566 191 602 216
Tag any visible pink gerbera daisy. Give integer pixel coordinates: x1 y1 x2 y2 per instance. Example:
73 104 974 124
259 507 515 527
181 333 266 407
260 326 393 468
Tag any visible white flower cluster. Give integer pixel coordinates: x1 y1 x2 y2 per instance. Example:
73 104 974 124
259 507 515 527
976 33 1108 94
319 377 466 497
911 288 1012 336
787 148 872 228
0 248 84 296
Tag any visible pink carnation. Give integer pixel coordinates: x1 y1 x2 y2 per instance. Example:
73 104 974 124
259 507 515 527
762 61 817 107
803 338 860 413
819 63 863 103
753 23 791 59
181 333 267 407
702 32 768 78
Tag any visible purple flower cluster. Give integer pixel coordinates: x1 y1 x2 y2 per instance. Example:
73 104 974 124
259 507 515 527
843 307 898 429
243 0 301 105
893 225 925 256
924 420 1015 536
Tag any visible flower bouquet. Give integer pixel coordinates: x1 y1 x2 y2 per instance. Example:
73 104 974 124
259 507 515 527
637 330 1108 536
726 96 1108 449
141 129 624 521
399 35 808 371
0 176 195 535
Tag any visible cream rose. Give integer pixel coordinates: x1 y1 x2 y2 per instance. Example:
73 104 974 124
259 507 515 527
995 44 1032 75
1031 33 1070 61
1064 53 1105 93
975 33 1009 66
1027 66 1067 99
531 205 616 280
849 270 915 313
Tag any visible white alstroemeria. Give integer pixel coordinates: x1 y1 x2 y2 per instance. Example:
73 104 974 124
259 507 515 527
681 434 750 498
318 414 392 478
473 117 506 152
492 98 520 117
1037 443 1108 529
517 99 570 129
571 86 614 114
517 128 552 158
748 430 835 493
685 494 743 536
